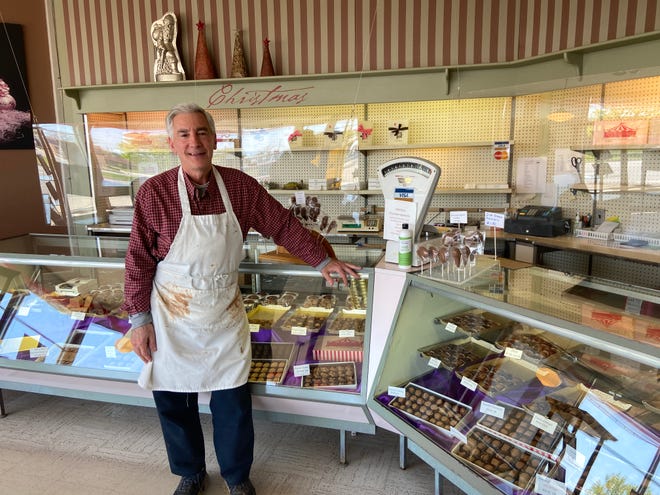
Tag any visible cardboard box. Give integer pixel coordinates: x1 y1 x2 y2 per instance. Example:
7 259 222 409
313 335 364 362
592 119 649 146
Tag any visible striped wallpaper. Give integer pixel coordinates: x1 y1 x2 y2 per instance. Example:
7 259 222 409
58 0 660 87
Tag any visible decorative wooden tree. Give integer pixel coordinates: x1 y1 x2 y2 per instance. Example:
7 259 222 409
260 38 275 76
230 30 248 78
194 21 216 79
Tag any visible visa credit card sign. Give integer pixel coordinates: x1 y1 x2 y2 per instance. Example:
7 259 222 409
394 187 414 201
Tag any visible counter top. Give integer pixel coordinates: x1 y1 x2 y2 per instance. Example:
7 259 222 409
500 231 660 265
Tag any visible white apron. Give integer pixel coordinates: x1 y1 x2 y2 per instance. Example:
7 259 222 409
138 166 250 392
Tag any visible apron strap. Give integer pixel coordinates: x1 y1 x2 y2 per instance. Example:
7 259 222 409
177 166 235 219
177 167 192 215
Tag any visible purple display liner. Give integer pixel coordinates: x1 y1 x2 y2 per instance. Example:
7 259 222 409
376 367 566 453
256 318 363 393
453 426 561 495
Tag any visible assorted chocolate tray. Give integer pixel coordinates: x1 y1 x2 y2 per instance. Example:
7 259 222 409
301 294 336 310
325 308 367 335
388 382 472 435
452 427 557 492
456 357 539 397
278 307 332 333
418 336 501 371
434 310 511 336
496 330 563 361
248 359 289 384
300 361 357 389
477 402 564 458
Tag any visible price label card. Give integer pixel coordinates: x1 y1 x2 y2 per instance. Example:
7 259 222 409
293 364 310 377
338 329 355 338
535 475 566 495
18 306 30 317
266 380 278 387
460 376 478 391
249 323 260 333
291 326 307 336
294 191 306 205
479 401 505 419
504 347 523 359
428 357 441 369
625 297 643 315
485 211 505 228
105 346 117 359
532 413 558 434
70 311 86 321
29 347 48 358
388 386 406 398
450 211 468 224
445 322 457 333
450 427 468 444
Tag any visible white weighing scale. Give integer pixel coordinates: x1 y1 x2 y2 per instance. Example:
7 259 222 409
378 157 441 266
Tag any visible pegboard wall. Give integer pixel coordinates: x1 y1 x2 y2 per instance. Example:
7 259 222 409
512 78 660 237
84 76 660 262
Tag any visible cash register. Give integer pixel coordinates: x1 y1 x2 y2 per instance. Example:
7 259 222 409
504 205 570 237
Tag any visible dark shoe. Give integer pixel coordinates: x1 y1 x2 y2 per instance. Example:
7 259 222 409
173 469 207 495
228 478 256 495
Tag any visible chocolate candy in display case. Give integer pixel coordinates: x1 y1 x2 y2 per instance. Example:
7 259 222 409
452 427 559 492
418 336 501 371
300 362 357 389
388 382 472 436
434 309 511 337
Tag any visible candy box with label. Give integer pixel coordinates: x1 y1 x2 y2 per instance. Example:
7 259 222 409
592 119 649 146
313 335 364 362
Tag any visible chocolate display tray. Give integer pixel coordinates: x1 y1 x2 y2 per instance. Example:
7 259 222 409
455 357 540 398
434 309 511 337
277 307 333 333
489 328 577 364
418 336 501 371
246 304 290 329
325 308 367 335
251 341 295 361
248 358 290 384
451 426 557 492
388 382 472 436
476 402 564 460
300 361 357 389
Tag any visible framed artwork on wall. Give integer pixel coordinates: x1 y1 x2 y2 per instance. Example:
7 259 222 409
0 23 34 150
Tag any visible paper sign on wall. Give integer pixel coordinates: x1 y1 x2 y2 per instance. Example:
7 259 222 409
449 211 468 224
515 157 547 193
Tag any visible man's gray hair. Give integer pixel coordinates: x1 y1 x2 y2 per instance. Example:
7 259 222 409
165 103 216 138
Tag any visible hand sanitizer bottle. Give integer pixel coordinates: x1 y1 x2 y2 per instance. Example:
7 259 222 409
398 223 412 269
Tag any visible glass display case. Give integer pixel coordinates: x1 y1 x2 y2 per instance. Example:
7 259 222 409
368 265 659 495
0 234 382 446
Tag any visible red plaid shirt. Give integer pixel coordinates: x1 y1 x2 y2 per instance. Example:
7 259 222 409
123 165 327 315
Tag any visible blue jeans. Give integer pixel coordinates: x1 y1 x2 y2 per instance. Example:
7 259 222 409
152 383 254 486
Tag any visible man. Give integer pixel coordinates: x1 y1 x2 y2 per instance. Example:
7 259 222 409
123 102 360 495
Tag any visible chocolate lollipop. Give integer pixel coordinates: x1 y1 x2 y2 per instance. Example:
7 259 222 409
417 246 430 274
460 245 471 266
451 246 462 268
